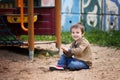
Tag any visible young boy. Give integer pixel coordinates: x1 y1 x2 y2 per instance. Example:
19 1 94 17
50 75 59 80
49 23 92 71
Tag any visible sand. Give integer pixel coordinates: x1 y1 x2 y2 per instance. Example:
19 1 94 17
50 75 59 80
0 43 120 80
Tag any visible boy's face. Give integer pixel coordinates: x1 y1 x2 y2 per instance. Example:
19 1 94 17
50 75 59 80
71 28 83 41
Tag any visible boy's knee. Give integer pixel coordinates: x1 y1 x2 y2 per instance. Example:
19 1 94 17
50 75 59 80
67 61 89 70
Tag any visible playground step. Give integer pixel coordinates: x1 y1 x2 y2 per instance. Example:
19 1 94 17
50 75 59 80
0 15 23 46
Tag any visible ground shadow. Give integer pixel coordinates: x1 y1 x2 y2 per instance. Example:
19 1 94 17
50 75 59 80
0 46 29 56
0 46 59 57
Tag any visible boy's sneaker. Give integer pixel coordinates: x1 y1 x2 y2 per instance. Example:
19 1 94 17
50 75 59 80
49 65 64 71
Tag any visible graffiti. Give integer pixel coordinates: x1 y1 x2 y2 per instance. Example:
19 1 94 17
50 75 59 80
86 5 98 27
61 0 73 13
104 0 120 31
82 0 101 31
107 15 118 30
106 0 118 14
61 0 120 31
61 0 80 31
61 0 73 28
110 0 120 30
106 0 118 30
83 0 91 8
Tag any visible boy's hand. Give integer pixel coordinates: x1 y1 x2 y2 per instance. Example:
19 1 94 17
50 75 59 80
61 47 73 57
61 47 68 53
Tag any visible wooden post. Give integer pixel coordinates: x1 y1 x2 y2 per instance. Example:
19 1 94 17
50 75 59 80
28 0 34 60
55 0 61 49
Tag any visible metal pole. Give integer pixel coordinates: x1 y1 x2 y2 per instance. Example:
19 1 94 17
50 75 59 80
28 0 34 60
55 0 61 49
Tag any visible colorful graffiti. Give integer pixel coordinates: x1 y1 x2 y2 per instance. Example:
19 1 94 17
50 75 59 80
61 0 120 31
61 0 80 31
103 0 120 31
82 0 101 31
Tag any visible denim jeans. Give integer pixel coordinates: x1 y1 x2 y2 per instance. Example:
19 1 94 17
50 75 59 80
57 54 89 70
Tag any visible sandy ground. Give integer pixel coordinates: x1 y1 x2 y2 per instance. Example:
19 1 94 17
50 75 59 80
0 43 120 80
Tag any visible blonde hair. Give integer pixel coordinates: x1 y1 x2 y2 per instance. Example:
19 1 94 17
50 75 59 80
70 23 85 34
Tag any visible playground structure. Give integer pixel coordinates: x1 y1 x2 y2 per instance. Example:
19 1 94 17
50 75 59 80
0 0 61 60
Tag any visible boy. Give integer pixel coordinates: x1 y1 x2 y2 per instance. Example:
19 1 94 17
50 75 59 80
49 23 92 71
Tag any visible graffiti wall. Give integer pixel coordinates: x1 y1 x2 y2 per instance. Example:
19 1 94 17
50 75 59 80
61 0 120 31
61 0 80 31
102 0 120 31
81 0 102 31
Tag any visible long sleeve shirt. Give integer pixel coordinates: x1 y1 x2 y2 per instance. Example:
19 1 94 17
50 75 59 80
69 37 92 66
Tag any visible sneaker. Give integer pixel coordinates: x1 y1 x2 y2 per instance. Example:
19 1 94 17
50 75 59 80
49 65 64 71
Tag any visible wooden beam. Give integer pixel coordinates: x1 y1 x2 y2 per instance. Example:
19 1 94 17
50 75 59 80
28 0 34 60
55 0 61 49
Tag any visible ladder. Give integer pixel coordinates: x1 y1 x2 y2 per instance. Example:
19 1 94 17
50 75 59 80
0 15 23 46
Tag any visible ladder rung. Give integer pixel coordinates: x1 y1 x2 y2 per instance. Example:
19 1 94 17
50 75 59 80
0 40 23 45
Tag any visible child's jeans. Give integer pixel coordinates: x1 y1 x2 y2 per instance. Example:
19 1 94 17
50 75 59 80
57 54 89 70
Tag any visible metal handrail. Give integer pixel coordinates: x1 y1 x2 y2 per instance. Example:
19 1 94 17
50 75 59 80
18 0 28 31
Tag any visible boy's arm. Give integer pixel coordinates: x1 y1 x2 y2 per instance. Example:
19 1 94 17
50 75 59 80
69 40 89 55
61 47 73 57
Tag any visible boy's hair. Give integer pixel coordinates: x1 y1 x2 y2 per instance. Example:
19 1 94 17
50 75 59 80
70 23 85 34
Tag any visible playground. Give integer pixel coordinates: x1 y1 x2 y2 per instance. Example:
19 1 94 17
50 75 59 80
0 43 120 80
0 0 120 80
